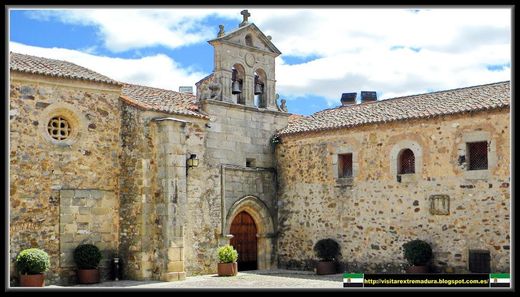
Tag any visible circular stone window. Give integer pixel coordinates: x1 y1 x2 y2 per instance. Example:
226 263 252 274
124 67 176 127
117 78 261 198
38 103 85 147
47 116 72 140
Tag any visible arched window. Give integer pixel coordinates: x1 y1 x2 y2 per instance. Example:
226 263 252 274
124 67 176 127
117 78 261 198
245 34 253 47
254 69 266 108
232 64 245 105
398 149 415 174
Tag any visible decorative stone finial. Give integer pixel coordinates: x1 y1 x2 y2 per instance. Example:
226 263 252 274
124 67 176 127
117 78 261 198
275 94 288 112
280 99 288 112
267 35 272 41
239 10 251 27
217 24 225 37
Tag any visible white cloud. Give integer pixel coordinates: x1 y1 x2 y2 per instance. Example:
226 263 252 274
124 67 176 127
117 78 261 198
24 9 240 52
276 42 510 106
249 8 511 106
250 8 510 57
13 8 512 110
9 41 208 91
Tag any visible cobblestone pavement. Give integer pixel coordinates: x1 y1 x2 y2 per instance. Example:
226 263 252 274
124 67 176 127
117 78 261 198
47 270 345 289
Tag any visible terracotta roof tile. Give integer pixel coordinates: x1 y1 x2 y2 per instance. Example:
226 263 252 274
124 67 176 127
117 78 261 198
121 83 208 119
288 114 305 124
10 52 121 86
279 81 510 136
10 52 207 118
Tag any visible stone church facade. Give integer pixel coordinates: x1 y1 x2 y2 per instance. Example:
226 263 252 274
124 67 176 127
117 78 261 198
9 12 510 286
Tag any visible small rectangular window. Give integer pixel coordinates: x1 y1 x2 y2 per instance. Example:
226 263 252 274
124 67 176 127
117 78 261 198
467 141 488 170
338 153 353 178
246 158 256 168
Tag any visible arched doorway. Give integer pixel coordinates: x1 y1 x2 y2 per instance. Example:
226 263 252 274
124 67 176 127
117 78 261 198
230 211 257 271
225 196 275 270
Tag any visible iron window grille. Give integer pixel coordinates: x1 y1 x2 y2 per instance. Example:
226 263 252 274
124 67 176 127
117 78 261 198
398 149 415 174
467 141 488 170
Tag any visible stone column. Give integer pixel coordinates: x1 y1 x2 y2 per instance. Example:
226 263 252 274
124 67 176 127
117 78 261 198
154 118 187 281
256 233 274 270
221 70 233 103
266 79 277 110
244 75 254 107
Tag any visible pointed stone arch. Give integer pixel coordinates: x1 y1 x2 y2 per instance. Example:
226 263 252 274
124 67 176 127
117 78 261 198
225 196 275 270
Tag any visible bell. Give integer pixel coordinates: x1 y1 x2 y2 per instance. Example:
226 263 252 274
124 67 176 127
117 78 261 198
254 83 263 95
232 80 242 94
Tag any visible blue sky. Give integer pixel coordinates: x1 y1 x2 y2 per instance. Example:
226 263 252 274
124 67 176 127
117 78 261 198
9 8 511 116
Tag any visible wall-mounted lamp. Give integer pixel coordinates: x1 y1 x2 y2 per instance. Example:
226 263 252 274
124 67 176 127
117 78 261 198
187 154 199 168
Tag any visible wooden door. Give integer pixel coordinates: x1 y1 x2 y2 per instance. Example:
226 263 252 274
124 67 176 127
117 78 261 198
230 211 258 271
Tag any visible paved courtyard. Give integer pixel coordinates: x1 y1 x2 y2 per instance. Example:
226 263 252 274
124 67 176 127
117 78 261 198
49 270 345 289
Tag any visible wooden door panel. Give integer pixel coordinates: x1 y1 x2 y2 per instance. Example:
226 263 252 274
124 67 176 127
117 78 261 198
230 211 257 270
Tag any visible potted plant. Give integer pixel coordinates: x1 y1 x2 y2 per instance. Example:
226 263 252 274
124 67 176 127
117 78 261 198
403 239 433 273
16 248 50 287
314 238 341 275
74 244 103 284
217 245 238 276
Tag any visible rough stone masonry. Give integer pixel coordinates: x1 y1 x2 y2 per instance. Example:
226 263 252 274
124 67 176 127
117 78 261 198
9 11 510 286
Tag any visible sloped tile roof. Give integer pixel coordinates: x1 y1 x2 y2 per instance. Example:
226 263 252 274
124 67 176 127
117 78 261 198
10 52 121 86
121 83 208 119
279 81 510 136
288 114 305 124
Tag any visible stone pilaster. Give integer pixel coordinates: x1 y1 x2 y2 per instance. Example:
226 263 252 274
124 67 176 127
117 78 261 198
244 75 254 107
154 118 188 281
221 70 233 103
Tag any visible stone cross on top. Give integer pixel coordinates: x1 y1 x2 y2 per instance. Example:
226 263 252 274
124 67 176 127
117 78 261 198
239 10 251 27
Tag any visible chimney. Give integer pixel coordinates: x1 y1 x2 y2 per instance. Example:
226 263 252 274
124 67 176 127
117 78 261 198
179 86 194 94
341 92 357 106
360 91 377 103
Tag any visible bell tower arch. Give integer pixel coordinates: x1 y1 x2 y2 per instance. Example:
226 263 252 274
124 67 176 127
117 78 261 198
196 10 282 110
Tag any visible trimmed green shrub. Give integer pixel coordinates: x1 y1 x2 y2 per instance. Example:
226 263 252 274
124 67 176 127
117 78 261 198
73 244 102 269
217 245 238 263
314 238 341 261
16 248 50 275
403 239 433 266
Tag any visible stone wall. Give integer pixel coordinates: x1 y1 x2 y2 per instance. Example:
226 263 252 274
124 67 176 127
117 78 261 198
202 99 288 168
119 105 152 280
224 167 277 218
9 72 122 285
180 100 289 275
59 189 118 282
275 109 510 273
119 106 210 280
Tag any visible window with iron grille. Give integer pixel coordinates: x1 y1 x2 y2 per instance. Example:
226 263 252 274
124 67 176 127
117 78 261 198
398 149 415 174
467 141 488 170
47 116 72 141
338 153 353 178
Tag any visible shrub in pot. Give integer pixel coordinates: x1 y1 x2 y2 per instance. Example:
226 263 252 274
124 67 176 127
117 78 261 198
74 244 103 284
403 239 433 273
217 245 238 276
16 248 50 287
314 238 341 275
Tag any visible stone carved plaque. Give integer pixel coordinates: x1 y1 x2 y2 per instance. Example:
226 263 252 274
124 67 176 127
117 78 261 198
429 194 450 215
245 53 255 67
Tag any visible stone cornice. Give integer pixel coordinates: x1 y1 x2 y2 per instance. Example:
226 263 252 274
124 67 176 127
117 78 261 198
202 98 290 117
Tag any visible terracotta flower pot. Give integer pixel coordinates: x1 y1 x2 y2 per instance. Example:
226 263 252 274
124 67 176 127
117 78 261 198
406 265 429 273
77 269 100 284
316 261 337 275
19 274 45 287
218 262 238 276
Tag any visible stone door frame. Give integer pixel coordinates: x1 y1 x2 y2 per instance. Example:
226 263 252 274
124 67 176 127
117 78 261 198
225 196 275 270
